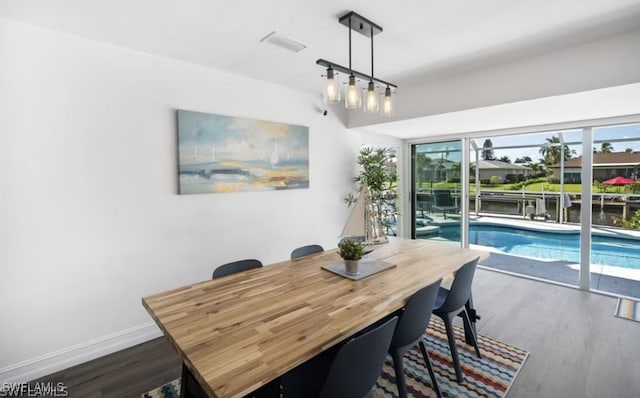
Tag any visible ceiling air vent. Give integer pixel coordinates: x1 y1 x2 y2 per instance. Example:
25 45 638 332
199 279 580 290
260 31 307 53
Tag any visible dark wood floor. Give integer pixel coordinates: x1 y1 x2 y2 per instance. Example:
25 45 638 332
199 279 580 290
32 269 640 397
34 337 181 397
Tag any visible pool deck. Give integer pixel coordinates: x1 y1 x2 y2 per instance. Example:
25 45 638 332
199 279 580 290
475 250 640 299
417 212 640 298
471 212 640 240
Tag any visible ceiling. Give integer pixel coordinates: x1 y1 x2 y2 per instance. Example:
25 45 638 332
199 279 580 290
2 0 640 136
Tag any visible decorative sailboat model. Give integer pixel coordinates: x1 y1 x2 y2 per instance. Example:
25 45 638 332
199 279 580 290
340 184 388 246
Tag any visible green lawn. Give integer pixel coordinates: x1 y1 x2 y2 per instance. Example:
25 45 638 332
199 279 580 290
526 183 583 193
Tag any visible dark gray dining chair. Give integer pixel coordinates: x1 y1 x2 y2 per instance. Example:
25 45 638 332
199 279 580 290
212 259 262 279
290 244 324 259
432 257 481 382
281 316 398 398
389 279 443 398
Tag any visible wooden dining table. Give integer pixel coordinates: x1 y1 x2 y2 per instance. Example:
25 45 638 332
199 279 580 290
142 238 485 398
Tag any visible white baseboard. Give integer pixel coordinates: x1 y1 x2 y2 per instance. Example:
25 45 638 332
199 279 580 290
0 323 163 385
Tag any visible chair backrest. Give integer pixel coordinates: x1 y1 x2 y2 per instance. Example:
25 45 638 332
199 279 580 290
319 316 398 398
438 257 480 313
391 279 442 349
212 259 262 279
290 244 324 259
433 190 453 206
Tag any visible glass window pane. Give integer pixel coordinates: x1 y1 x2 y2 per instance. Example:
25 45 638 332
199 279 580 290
412 141 462 243
467 131 582 288
592 123 640 299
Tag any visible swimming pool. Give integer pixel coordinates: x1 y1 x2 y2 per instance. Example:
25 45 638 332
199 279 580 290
438 224 640 269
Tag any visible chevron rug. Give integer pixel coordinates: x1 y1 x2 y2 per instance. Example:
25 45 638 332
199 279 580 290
143 318 529 398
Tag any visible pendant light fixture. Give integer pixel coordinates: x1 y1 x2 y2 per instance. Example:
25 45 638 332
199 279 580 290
364 24 378 113
344 14 361 109
317 11 396 116
382 85 393 117
322 66 340 104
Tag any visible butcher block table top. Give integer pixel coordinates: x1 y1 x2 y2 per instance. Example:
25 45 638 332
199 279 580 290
142 238 484 398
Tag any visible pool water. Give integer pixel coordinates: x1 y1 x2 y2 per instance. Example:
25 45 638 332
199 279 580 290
438 225 640 269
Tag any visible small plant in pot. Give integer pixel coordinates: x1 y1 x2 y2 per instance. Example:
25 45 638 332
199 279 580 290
338 239 365 275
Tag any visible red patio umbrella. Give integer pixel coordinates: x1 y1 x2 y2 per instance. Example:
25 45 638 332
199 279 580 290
602 176 636 185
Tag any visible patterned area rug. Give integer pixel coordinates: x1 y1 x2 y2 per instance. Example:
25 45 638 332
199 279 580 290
143 318 529 398
615 297 640 322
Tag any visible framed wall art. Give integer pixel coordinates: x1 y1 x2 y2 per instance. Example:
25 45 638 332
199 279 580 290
177 110 309 194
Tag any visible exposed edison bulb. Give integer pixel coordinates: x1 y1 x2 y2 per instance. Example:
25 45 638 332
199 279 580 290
364 81 379 113
345 75 361 109
323 67 340 104
382 86 393 117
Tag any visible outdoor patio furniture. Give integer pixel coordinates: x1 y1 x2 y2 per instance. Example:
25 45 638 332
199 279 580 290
432 190 460 219
416 192 432 217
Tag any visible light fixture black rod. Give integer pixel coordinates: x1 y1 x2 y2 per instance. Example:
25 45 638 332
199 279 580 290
316 59 397 89
348 15 352 73
370 26 374 80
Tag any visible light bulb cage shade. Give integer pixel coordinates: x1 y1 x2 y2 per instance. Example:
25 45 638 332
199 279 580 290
381 86 394 117
364 81 379 113
317 59 397 91
345 75 362 109
322 67 341 104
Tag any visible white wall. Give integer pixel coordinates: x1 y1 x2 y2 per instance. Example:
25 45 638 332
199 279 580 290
0 18 401 380
349 29 640 128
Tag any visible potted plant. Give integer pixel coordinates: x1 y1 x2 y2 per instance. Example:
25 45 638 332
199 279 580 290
338 239 365 275
345 147 398 236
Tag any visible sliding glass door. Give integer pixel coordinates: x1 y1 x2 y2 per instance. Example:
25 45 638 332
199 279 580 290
409 124 639 299
466 131 582 288
590 124 640 298
411 140 462 244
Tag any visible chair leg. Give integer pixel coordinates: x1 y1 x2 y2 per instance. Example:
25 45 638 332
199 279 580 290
461 309 482 359
419 340 442 398
441 314 464 383
390 350 409 398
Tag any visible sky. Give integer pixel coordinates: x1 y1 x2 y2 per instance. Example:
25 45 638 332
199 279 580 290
177 110 309 164
481 124 640 163
416 123 640 163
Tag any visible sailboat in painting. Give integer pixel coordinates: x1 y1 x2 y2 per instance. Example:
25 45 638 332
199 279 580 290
270 142 279 167
341 184 388 246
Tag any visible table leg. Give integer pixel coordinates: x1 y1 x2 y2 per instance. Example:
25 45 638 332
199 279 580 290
180 363 208 398
251 378 281 398
179 362 280 398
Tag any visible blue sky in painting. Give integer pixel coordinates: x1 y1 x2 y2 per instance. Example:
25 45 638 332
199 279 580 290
178 110 308 164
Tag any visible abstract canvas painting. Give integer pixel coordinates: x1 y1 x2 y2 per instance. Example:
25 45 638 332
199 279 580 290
177 110 309 194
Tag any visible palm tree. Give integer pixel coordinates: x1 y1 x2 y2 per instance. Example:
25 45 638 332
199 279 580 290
481 139 495 160
449 162 463 182
498 155 511 163
415 152 432 189
529 162 542 177
599 142 614 153
539 135 572 168
515 156 532 164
